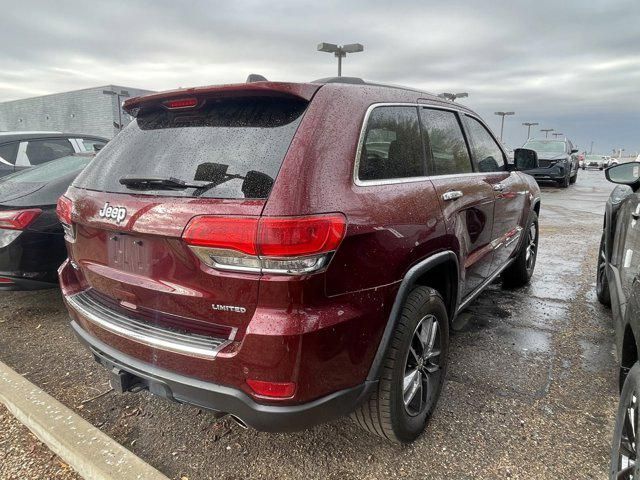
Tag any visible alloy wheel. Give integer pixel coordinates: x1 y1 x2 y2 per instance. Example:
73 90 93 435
614 393 639 479
525 223 537 271
403 315 442 416
597 241 607 288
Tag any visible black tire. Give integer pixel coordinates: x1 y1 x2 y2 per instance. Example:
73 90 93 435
596 231 611 307
570 172 577 184
560 174 570 188
610 362 640 479
351 286 449 443
502 212 539 288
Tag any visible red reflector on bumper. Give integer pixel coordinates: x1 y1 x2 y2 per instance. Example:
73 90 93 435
0 277 14 284
246 379 296 398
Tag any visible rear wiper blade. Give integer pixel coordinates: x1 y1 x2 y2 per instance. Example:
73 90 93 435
119 176 209 190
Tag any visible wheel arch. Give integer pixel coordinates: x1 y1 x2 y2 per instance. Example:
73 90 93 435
366 251 459 382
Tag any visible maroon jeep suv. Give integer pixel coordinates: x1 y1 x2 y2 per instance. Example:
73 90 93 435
57 78 541 443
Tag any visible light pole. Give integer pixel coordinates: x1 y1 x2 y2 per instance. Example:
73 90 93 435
494 111 515 141
317 42 364 77
589 141 594 154
438 92 468 102
103 89 130 132
522 122 539 140
540 128 554 138
552 132 564 139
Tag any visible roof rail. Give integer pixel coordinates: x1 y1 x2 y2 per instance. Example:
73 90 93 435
312 76 365 85
246 74 268 83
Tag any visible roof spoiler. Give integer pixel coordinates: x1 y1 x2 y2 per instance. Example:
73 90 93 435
123 81 320 116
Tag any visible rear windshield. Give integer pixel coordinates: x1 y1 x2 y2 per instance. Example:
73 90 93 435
73 97 308 199
1 155 92 183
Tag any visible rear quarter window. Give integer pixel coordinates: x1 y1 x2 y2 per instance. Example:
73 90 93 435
73 97 308 199
357 106 425 182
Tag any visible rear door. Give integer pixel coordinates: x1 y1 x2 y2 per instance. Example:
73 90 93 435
462 115 527 271
420 107 495 297
612 191 640 313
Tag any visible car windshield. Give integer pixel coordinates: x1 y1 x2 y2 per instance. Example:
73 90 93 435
522 140 566 154
0 155 92 183
72 97 308 199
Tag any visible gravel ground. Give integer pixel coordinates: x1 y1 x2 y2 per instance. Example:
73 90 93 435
0 404 80 480
0 170 619 479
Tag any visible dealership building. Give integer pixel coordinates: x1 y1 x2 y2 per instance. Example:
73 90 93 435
0 85 154 139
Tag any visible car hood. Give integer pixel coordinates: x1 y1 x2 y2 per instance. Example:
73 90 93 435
0 182 45 203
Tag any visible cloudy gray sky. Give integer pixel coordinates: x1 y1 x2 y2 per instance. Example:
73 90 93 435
2 0 639 153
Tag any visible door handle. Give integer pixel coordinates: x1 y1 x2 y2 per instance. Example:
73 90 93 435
493 183 505 192
442 190 463 201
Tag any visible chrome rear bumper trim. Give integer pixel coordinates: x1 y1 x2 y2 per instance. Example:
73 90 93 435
66 291 233 360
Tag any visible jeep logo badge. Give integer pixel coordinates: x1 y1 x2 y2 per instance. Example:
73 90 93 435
98 202 127 224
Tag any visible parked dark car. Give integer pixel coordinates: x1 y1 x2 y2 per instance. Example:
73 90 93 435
521 138 579 187
597 162 640 385
0 131 107 178
0 154 93 289
597 162 640 475
57 78 541 443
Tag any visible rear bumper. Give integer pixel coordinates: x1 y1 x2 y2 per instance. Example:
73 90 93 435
71 320 376 431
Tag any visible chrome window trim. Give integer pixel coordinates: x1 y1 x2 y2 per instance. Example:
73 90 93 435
353 102 503 187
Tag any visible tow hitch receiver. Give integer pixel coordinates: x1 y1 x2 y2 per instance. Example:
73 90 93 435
109 367 142 394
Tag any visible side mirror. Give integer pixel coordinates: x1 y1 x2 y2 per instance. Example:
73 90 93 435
606 163 640 191
513 148 539 171
570 149 579 154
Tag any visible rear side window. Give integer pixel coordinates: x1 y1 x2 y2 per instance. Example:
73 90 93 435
0 142 18 165
462 116 505 172
73 97 308 199
19 138 75 166
420 109 472 175
358 106 425 181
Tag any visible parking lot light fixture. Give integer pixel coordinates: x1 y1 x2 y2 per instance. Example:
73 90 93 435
494 111 515 141
552 132 564 139
103 89 130 132
540 128 554 138
522 122 539 140
317 42 364 77
438 92 468 102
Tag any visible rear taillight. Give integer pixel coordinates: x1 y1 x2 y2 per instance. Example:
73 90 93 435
0 209 41 231
56 195 73 225
56 196 76 241
183 214 346 275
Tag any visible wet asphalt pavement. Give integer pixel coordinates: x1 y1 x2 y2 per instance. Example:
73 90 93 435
0 169 620 479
